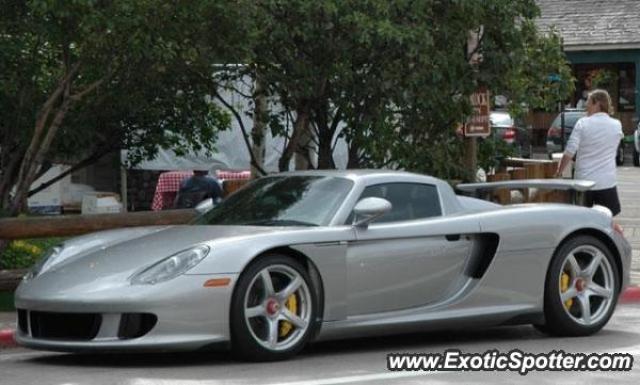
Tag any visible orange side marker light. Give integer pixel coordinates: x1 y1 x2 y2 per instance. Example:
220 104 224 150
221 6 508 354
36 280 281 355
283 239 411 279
203 278 231 287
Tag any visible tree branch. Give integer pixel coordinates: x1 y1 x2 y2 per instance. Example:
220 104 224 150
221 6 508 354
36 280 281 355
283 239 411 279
213 91 267 176
28 148 115 197
69 78 105 101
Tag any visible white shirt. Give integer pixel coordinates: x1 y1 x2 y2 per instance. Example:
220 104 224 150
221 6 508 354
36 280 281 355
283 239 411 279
565 112 623 190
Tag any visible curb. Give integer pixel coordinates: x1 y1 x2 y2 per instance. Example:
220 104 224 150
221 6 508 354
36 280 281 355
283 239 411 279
0 328 16 348
620 286 640 304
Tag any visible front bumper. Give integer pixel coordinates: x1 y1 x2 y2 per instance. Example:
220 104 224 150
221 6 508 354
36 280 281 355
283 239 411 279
14 273 238 352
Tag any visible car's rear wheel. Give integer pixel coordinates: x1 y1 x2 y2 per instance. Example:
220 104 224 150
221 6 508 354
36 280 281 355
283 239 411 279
230 255 317 361
539 236 619 336
633 146 639 167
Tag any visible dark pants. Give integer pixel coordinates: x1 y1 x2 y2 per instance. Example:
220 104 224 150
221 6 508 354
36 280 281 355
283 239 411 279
584 186 621 216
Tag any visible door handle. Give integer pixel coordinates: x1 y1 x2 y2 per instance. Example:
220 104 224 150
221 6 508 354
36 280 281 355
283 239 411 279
445 234 461 241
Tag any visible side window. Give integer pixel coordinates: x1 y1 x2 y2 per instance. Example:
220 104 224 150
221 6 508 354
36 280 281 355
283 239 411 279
350 183 442 224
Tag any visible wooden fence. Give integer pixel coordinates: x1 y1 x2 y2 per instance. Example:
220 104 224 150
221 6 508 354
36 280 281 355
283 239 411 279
483 157 569 204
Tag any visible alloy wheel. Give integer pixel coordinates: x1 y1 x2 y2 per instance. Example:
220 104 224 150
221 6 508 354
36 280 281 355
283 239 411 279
558 245 615 326
243 264 312 352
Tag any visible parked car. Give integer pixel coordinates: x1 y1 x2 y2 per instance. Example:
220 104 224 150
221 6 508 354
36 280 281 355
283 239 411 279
546 110 625 165
489 111 532 158
15 170 631 361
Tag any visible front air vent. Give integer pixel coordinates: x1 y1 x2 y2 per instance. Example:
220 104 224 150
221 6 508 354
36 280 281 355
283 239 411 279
29 311 101 341
118 313 157 339
17 309 28 334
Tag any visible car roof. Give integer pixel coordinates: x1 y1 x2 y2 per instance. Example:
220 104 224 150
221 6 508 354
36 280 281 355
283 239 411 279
265 169 464 217
274 169 441 183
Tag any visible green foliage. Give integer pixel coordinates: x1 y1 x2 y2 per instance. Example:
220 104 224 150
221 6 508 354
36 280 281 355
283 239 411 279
1 238 64 269
591 69 619 90
477 138 516 173
0 0 575 196
0 292 14 311
1 0 244 214
242 0 573 180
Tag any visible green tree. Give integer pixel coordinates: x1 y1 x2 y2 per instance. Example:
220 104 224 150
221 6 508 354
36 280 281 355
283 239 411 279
245 0 573 180
0 0 246 219
0 0 251 260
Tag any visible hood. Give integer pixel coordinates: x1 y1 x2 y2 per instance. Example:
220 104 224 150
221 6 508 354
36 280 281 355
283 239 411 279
20 225 290 294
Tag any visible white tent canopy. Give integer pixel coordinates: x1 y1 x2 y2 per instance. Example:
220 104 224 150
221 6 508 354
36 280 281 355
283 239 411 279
120 74 349 173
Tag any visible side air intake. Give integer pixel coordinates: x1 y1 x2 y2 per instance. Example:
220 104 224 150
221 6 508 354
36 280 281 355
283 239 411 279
464 233 500 279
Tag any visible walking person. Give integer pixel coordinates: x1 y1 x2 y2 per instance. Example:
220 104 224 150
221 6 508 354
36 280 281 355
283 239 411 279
555 89 623 215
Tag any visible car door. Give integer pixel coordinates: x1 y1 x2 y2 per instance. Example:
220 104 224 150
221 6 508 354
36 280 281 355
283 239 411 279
346 183 480 316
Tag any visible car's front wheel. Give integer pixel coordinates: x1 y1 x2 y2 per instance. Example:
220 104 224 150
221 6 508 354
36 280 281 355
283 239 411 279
230 255 318 361
538 236 619 336
633 146 639 167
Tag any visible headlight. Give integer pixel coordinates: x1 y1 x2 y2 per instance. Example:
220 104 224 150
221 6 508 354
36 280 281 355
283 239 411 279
23 246 63 281
131 245 210 285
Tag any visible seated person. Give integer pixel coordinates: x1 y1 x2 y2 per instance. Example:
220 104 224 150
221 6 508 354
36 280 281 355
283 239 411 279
173 170 223 209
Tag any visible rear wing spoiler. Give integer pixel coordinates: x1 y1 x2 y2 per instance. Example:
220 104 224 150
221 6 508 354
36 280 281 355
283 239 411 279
456 179 595 205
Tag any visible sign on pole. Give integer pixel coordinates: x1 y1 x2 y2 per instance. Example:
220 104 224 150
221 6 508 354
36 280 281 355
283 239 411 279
464 87 491 137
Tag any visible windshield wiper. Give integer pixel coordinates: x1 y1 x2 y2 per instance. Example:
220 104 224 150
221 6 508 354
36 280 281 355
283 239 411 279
244 219 318 227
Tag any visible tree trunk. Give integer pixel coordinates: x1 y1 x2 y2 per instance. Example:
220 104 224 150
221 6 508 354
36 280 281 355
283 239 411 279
463 136 478 182
10 99 72 217
27 149 114 198
317 133 335 169
251 75 268 176
294 121 313 170
315 103 337 169
347 140 361 169
279 106 310 171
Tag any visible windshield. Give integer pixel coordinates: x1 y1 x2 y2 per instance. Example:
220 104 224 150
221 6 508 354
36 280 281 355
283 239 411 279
193 176 353 226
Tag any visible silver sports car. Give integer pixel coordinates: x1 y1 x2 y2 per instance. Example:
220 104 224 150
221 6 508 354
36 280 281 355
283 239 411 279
14 170 632 361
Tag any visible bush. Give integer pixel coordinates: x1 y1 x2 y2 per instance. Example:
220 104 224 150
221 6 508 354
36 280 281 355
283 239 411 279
477 137 516 174
1 238 65 270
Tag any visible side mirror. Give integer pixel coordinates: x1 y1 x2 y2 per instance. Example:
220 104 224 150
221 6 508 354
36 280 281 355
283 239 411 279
352 197 392 227
194 198 214 214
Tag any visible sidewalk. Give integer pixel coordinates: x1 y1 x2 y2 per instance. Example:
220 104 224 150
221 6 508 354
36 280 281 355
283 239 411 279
614 166 640 285
0 312 15 331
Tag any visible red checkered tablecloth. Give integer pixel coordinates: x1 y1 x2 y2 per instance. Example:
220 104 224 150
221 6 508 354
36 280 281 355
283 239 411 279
151 171 193 211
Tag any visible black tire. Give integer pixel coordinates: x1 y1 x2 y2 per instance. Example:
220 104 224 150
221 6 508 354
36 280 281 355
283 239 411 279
634 147 639 167
616 143 624 166
539 236 619 336
532 323 550 334
230 254 318 361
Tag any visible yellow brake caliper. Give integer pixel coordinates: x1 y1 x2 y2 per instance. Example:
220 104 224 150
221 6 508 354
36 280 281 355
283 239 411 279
279 294 298 337
560 272 573 309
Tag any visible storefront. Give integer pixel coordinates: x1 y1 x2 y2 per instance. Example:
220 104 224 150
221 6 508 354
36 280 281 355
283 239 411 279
565 53 639 131
534 0 640 142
